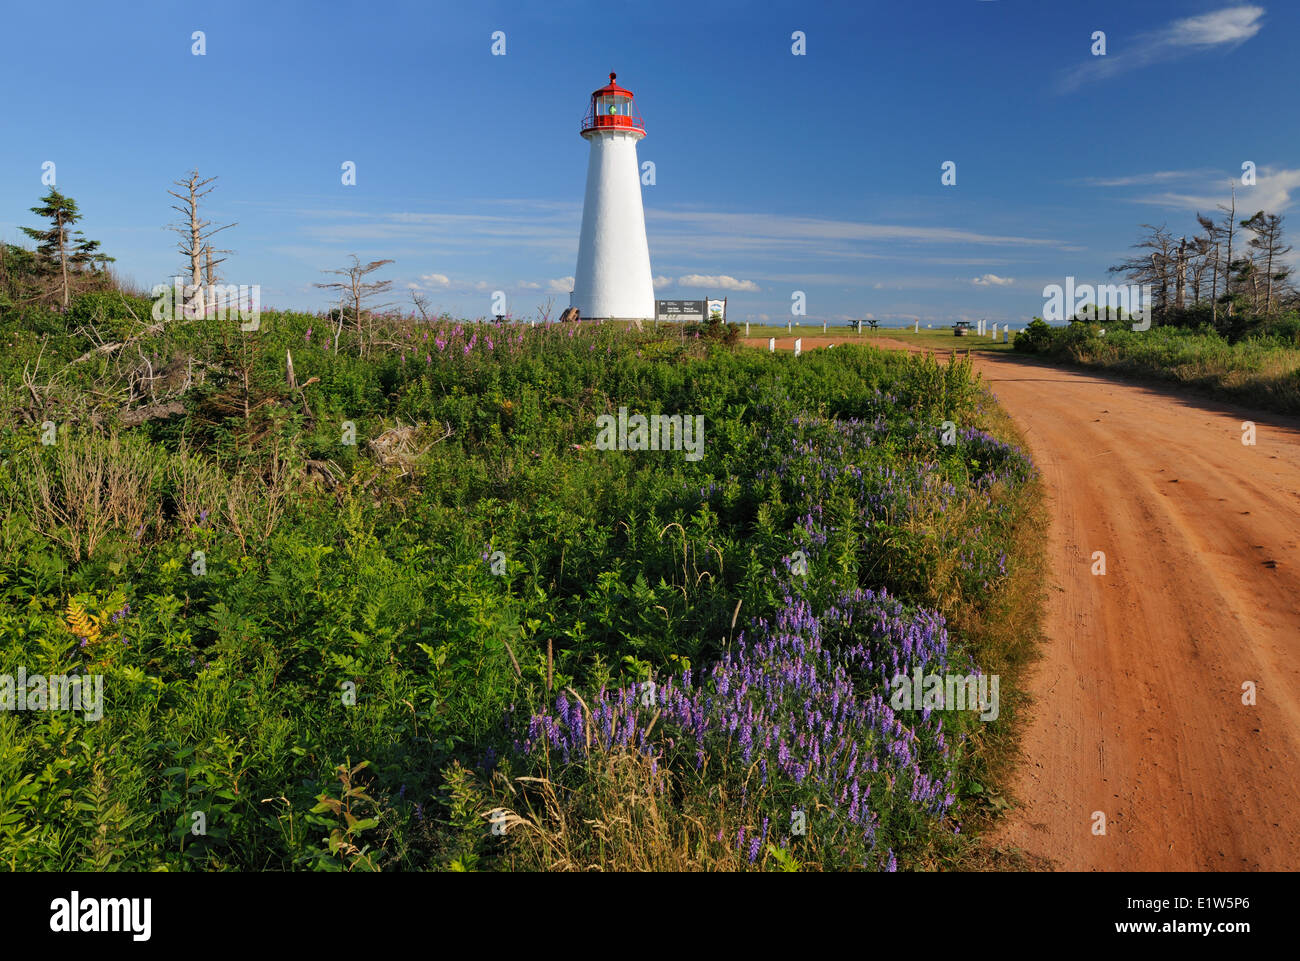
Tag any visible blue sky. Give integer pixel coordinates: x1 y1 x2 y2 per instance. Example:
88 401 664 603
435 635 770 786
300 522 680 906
1 1 1295 326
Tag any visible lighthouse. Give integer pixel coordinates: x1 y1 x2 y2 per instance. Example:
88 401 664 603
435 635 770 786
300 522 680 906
570 72 655 322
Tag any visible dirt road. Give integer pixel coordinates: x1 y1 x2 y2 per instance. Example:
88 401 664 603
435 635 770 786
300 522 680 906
756 335 1300 870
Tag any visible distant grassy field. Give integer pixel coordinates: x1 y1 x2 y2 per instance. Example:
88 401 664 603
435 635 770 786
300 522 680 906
738 325 1018 353
618 320 1020 353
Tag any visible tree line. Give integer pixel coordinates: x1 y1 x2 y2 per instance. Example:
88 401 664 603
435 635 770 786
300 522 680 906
1109 187 1296 332
1 174 400 355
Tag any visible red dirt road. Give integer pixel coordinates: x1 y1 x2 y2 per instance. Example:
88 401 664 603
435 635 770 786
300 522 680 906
754 335 1300 870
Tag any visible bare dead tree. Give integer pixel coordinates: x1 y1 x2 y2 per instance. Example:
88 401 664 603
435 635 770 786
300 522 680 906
168 171 236 318
328 306 347 354
313 256 395 354
1174 235 1187 310
1187 234 1213 305
410 288 431 323
1218 184 1240 320
203 243 235 287
201 243 236 315
1109 224 1176 321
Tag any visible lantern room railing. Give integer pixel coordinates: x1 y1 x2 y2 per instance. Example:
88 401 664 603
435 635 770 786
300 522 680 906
580 101 645 136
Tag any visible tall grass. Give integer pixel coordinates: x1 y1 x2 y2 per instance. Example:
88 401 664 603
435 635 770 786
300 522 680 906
1016 321 1300 413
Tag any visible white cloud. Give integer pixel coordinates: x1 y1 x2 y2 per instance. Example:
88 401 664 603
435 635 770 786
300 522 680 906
972 273 1015 286
677 273 760 291
1133 166 1300 214
517 280 542 289
1059 5 1264 91
420 272 451 287
653 275 674 288
1079 163 1300 215
1080 169 1214 188
1167 5 1265 46
650 210 1066 253
548 276 574 292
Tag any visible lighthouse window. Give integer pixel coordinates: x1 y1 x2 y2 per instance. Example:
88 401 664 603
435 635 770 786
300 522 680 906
598 95 630 119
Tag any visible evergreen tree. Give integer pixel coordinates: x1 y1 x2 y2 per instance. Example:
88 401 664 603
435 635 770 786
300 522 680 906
19 188 112 308
21 189 79 308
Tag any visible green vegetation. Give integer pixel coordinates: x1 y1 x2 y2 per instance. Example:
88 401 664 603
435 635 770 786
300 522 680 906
0 289 1043 871
1014 318 1300 413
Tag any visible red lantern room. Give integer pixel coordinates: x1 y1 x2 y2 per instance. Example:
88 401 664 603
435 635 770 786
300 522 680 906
580 72 646 138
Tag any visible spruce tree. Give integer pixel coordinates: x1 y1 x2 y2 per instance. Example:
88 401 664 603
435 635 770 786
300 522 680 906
20 189 111 308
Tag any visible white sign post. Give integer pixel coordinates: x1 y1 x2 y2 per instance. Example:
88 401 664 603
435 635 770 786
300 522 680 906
793 338 802 357
768 337 775 353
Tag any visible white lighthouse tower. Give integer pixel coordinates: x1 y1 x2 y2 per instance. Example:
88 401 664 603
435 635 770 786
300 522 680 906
570 72 655 322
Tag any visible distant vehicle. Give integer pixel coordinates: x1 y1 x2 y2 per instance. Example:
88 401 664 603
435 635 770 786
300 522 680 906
953 321 971 336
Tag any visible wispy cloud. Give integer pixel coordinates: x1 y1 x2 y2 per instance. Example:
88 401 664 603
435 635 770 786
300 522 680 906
1079 169 1216 188
1079 162 1300 215
677 274 760 291
1136 166 1300 214
972 273 1015 286
1059 5 1265 92
258 199 1073 276
648 209 1067 253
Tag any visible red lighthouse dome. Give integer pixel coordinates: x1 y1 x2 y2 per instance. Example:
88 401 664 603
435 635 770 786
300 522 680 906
581 72 646 138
